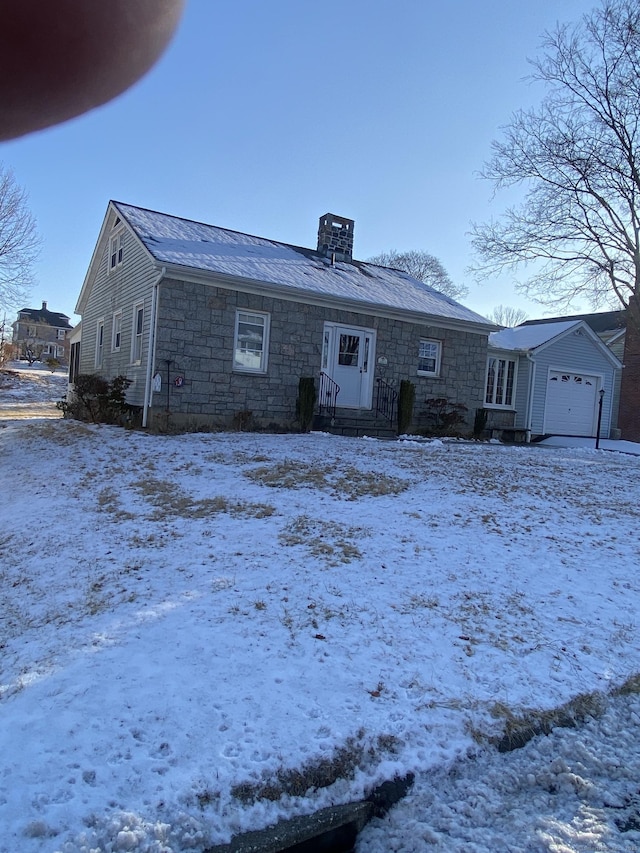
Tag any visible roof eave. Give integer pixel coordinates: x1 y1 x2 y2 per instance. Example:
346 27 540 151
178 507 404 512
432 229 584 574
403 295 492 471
156 261 495 335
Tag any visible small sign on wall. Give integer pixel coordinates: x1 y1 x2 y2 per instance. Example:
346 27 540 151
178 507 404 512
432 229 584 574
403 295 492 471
377 356 388 366
174 376 184 387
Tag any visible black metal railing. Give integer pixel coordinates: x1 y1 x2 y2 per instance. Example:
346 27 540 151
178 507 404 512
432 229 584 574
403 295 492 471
375 377 397 426
318 372 340 419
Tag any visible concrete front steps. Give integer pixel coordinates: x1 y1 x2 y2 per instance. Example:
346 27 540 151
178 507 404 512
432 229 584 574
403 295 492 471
313 409 397 439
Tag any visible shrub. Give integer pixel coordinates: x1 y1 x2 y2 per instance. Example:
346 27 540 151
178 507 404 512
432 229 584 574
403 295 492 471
295 377 317 433
44 357 60 372
57 373 132 424
232 409 255 431
423 397 468 436
473 407 489 439
397 380 416 435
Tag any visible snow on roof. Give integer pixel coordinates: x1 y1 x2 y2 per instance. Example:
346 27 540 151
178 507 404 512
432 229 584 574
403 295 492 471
114 202 491 328
489 319 581 351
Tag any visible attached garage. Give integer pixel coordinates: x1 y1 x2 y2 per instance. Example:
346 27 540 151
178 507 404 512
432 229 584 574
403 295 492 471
487 319 622 441
544 371 599 436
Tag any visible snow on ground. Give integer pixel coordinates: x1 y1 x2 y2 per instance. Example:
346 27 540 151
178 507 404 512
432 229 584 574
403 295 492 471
2 365 640 852
0 362 68 418
540 434 640 456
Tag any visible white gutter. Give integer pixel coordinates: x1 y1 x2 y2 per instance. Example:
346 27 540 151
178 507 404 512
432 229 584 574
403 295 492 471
142 267 165 428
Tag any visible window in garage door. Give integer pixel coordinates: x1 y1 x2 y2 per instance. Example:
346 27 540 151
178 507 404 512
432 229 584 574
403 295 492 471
544 371 600 436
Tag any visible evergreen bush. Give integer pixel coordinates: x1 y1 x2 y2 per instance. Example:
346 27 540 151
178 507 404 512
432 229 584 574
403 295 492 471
57 373 132 424
397 380 415 435
473 407 489 439
296 377 317 433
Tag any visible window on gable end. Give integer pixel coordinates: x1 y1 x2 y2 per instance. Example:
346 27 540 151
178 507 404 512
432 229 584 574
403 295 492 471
131 302 144 363
112 310 122 352
109 230 124 271
95 319 105 368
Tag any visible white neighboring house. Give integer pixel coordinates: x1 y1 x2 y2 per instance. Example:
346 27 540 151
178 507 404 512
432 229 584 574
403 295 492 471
486 320 623 441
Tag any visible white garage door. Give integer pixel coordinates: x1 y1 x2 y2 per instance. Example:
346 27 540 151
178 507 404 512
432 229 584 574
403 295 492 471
544 371 599 436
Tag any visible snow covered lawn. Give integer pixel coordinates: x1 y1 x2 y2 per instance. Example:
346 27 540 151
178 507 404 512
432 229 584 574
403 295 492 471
2 371 640 851
0 362 67 418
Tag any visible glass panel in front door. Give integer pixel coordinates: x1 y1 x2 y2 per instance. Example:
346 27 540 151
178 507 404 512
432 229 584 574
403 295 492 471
339 334 360 366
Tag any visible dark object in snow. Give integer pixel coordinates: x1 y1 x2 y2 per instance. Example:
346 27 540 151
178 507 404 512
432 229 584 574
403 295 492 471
205 773 414 852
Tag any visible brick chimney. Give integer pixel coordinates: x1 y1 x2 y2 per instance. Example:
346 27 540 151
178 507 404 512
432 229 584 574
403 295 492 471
42 300 47 311
317 213 354 263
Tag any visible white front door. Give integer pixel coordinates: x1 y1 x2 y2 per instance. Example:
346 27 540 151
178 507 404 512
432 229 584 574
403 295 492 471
322 323 376 409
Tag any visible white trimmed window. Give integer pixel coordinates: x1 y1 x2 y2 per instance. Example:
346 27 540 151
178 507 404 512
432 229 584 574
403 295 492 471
57 328 66 340
233 310 270 373
485 356 516 407
131 303 144 363
417 339 442 376
95 319 104 368
109 231 124 271
112 310 122 352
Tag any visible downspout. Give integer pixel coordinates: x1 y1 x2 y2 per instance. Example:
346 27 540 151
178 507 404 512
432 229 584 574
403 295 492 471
142 267 165 428
525 353 535 442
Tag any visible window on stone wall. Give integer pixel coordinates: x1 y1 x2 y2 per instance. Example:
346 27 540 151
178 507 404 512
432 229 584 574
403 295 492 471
417 339 442 376
233 310 270 373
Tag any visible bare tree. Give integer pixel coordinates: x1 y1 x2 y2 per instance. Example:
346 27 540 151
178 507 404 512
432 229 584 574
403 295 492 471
0 314 8 366
21 339 44 365
0 164 39 311
488 305 529 327
471 0 640 320
368 249 468 301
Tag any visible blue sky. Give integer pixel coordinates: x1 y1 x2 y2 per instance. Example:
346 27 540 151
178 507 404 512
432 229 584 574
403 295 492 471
1 0 597 324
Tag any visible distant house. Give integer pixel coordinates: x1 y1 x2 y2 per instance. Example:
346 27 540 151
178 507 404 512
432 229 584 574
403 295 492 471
71 201 495 433
486 319 622 441
12 301 73 365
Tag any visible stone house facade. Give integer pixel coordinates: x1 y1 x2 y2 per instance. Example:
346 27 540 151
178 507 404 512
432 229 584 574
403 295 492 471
72 202 495 434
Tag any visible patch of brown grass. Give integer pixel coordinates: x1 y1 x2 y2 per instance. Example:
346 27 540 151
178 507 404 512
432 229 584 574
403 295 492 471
230 730 403 804
246 460 409 500
484 691 609 753
279 515 363 564
134 478 275 520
